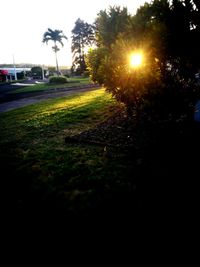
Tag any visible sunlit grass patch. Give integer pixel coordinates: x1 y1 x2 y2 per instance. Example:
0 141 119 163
0 88 134 216
20 89 112 129
0 89 116 180
0 88 115 143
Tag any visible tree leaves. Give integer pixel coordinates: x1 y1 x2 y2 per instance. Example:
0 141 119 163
71 19 94 75
42 28 67 75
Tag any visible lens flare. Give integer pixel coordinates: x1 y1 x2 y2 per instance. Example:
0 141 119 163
130 53 143 68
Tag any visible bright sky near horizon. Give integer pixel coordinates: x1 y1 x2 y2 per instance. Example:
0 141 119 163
1 0 148 67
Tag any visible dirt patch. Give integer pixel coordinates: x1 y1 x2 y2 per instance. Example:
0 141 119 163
64 106 200 214
65 106 165 151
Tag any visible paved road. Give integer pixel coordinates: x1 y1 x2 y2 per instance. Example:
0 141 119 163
0 85 101 113
0 79 47 102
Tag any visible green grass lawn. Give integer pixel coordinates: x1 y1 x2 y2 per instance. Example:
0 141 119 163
1 86 198 220
11 77 92 94
0 88 137 217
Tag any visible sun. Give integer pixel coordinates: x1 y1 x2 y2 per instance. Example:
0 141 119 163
130 52 143 68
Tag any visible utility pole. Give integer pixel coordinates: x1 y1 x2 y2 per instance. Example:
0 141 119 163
13 54 17 81
42 65 45 80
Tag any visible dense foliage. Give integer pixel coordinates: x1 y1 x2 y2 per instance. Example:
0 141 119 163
86 1 200 121
94 6 130 47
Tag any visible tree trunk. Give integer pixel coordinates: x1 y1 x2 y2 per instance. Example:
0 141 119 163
54 41 59 76
55 51 59 76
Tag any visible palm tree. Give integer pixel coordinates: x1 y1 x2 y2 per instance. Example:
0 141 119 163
42 28 67 75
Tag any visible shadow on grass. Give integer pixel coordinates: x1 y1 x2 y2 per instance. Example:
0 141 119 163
1 93 200 222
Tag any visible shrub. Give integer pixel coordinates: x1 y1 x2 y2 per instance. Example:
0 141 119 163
87 37 200 121
141 73 200 121
49 76 68 84
64 73 70 78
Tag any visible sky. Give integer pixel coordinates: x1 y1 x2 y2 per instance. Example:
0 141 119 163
0 0 148 67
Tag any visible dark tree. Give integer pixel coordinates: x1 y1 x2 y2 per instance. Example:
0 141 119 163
86 1 200 120
71 18 94 75
95 6 130 47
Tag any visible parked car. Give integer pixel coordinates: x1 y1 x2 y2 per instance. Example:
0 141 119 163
32 73 42 79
